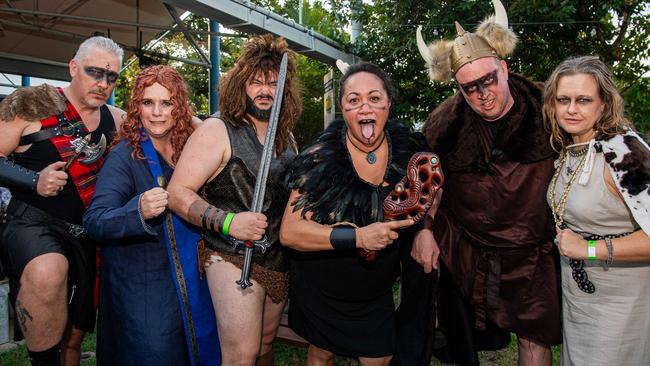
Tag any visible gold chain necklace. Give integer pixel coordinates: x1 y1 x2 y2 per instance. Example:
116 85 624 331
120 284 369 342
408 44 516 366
548 149 589 227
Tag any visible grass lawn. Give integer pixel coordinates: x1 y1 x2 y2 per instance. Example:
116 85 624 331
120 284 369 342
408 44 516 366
0 332 560 365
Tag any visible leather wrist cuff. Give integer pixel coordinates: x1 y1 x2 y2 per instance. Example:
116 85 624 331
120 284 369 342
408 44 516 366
0 157 39 192
330 227 356 250
201 205 226 233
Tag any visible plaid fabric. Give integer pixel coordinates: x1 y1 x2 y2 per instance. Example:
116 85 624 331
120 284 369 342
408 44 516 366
39 88 104 207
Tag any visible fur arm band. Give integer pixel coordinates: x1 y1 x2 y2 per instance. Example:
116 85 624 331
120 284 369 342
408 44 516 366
0 156 39 192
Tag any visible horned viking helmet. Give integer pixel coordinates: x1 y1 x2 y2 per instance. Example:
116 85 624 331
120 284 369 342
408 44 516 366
416 0 518 82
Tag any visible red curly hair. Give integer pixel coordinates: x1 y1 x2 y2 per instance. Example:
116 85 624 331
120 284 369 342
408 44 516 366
114 65 194 164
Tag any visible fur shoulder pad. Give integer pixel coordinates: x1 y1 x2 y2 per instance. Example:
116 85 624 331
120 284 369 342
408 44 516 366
0 84 67 122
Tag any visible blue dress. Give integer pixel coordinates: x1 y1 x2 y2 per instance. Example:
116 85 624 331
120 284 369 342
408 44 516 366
84 140 187 366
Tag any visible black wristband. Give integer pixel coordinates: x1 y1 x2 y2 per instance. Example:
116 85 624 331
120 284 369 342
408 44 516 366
422 214 434 231
330 227 357 250
0 157 39 192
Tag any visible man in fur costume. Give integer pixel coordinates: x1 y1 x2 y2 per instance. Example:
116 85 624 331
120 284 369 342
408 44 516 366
0 36 124 366
413 1 561 364
168 34 301 365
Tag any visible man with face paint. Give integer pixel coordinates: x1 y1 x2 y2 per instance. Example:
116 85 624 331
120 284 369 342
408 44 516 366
168 34 301 365
0 36 124 366
414 1 561 365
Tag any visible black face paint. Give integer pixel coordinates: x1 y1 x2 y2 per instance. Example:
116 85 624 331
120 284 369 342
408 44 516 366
458 69 499 96
246 96 272 121
84 66 119 84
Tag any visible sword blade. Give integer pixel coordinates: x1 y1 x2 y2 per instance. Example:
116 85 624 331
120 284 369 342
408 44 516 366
236 53 289 290
250 53 289 213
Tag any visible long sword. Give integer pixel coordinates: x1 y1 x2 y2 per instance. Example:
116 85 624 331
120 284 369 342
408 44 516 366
234 53 289 289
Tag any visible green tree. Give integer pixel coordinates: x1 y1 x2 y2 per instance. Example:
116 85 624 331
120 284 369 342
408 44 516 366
357 0 650 129
114 14 243 117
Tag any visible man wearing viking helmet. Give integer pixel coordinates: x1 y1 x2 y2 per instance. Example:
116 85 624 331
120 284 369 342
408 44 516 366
0 36 124 366
413 1 561 364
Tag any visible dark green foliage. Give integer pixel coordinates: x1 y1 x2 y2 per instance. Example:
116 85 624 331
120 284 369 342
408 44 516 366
624 77 650 134
114 14 243 118
111 1 649 139
357 0 650 129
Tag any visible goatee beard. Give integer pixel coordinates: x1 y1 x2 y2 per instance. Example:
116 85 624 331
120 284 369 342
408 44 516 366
246 96 272 121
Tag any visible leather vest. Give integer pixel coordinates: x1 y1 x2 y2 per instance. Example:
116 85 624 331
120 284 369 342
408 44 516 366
201 121 295 272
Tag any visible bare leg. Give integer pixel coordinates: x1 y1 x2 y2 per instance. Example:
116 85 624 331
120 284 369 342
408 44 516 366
255 349 273 366
359 356 392 366
60 325 85 366
517 336 551 366
17 253 69 351
206 259 265 366
259 294 285 357
307 345 334 366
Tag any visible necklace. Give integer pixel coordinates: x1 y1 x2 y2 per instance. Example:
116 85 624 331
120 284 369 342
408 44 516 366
548 149 589 227
346 130 386 164
567 144 589 158
564 143 590 174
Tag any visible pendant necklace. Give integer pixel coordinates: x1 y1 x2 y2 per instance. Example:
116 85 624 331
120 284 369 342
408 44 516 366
565 143 590 175
346 130 386 164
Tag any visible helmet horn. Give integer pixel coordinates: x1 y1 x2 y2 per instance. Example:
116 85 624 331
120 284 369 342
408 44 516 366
416 26 433 65
492 0 508 28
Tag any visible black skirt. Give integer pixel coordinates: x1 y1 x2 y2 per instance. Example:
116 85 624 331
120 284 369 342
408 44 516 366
288 245 400 357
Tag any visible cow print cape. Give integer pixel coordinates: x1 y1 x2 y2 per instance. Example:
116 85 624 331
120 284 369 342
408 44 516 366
592 129 650 233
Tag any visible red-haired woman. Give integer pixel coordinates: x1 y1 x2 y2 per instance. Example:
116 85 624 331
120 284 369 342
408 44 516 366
83 65 219 365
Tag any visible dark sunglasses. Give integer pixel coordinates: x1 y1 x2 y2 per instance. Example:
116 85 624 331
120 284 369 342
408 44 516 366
569 259 595 293
458 69 499 96
83 66 119 84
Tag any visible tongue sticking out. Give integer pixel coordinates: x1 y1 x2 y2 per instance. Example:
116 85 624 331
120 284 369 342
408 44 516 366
361 123 375 140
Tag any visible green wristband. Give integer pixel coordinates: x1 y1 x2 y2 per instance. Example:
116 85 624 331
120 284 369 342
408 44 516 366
222 212 235 236
588 240 597 261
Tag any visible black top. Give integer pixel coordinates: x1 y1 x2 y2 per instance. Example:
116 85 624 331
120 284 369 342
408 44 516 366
286 119 426 297
284 119 427 357
11 105 116 224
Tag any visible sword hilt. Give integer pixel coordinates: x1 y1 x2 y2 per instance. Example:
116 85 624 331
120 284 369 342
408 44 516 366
231 236 271 289
229 235 271 253
236 244 254 289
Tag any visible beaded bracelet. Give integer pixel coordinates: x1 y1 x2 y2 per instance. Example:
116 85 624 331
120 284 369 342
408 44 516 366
138 193 157 235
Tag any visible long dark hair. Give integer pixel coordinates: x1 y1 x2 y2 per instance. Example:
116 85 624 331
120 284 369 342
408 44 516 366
219 34 302 155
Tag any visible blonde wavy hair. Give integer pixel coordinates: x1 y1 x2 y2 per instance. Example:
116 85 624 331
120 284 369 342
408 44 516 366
543 55 633 152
